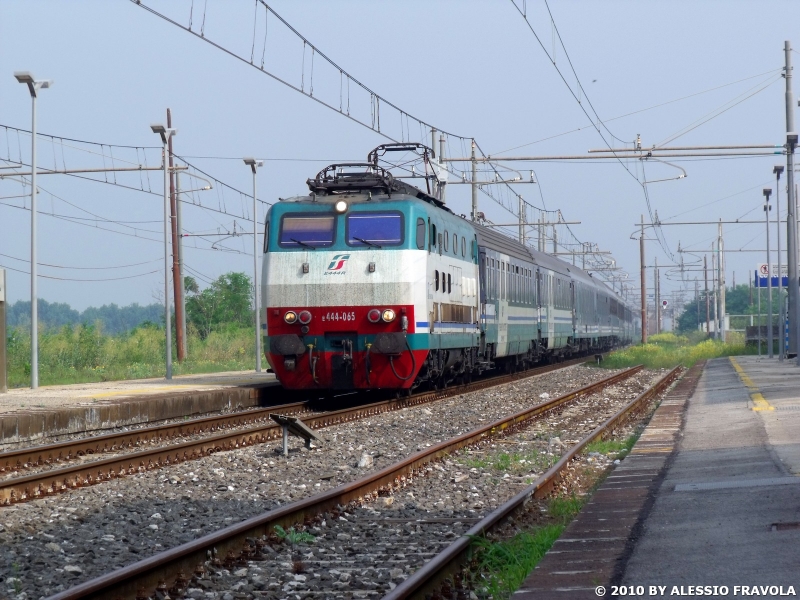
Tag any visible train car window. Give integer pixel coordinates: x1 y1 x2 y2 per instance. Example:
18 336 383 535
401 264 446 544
347 211 404 247
444 231 449 252
435 270 439 291
279 213 335 248
453 233 457 255
462 237 466 257
431 223 437 245
447 273 452 294
263 219 269 253
416 218 426 250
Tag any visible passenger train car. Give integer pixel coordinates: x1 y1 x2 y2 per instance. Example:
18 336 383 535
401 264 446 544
262 145 639 392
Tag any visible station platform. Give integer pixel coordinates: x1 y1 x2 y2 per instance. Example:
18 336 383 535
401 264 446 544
516 355 800 599
0 370 278 445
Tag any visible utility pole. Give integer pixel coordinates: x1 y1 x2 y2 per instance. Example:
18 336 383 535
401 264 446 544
519 196 525 245
654 256 660 334
470 140 478 221
538 215 544 252
719 220 726 341
765 188 774 358
167 109 186 363
784 41 799 360
705 255 710 336
712 242 718 339
774 164 785 360
175 170 187 357
439 134 446 204
695 278 699 331
640 215 647 343
244 158 265 373
0 269 6 394
552 225 557 254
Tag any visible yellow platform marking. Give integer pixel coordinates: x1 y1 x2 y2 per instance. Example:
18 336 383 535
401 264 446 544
729 357 775 411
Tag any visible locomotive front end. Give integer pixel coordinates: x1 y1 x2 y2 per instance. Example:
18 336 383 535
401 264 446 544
262 174 428 391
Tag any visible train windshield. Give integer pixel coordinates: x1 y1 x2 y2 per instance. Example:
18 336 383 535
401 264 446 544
279 214 336 248
346 211 404 247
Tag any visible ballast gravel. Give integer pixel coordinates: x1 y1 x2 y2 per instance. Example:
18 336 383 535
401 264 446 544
0 364 646 599
182 369 666 599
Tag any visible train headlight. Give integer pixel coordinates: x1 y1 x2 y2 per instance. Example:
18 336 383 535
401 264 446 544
284 311 298 324
298 310 312 324
335 200 348 213
367 309 381 323
381 309 396 323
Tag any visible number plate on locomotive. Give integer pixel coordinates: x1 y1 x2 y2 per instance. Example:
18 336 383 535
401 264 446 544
321 311 356 322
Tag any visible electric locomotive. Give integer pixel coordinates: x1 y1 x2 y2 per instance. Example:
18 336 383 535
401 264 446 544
262 144 639 392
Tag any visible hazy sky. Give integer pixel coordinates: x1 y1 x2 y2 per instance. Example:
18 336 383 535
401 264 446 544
2 1 799 312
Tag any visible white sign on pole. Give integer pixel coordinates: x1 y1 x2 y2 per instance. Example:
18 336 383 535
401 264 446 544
757 263 788 277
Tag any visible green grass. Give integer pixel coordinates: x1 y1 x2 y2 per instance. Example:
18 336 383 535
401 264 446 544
273 524 315 545
6 323 260 388
470 496 585 600
585 434 637 458
601 336 748 370
461 447 558 475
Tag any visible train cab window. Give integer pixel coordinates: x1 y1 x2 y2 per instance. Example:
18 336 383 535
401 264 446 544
347 211 404 247
444 231 449 252
447 273 452 294
263 219 269 253
279 213 335 248
416 218 426 250
462 237 466 257
435 270 440 291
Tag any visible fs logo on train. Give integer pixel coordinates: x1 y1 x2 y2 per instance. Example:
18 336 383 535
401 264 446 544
325 254 350 275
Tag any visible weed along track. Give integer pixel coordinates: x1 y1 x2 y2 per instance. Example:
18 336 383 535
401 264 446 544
15 364 655 600
0 356 597 505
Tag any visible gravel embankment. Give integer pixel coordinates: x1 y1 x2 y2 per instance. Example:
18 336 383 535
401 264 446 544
0 364 637 599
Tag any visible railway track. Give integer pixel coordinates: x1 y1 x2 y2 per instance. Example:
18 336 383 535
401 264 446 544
44 364 652 600
0 355 598 505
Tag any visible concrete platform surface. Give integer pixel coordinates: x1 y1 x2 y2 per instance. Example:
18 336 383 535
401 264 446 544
0 370 277 414
0 370 278 444
621 356 800 595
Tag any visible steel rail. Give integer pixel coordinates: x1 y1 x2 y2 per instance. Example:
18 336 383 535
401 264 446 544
44 365 642 600
0 355 600 504
384 365 684 600
0 401 309 474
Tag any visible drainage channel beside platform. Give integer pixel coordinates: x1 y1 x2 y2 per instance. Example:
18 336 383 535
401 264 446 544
0 373 280 445
513 360 706 600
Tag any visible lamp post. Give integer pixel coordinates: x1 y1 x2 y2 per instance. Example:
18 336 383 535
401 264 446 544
151 124 178 380
764 188 773 358
243 158 264 373
14 72 52 390
774 165 785 360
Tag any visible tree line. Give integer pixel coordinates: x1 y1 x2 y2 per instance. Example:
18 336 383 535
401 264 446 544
6 272 256 338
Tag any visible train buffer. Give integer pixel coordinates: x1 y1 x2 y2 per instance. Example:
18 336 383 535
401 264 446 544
270 413 323 457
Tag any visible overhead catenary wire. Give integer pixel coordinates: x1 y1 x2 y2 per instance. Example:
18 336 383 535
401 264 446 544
491 67 784 156
129 0 613 273
0 251 161 271
0 263 160 282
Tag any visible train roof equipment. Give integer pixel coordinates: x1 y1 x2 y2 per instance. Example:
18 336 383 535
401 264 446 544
306 143 447 209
